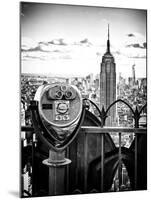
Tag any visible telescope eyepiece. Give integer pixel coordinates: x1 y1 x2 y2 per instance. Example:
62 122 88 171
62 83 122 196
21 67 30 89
55 90 63 99
65 90 73 99
61 85 67 92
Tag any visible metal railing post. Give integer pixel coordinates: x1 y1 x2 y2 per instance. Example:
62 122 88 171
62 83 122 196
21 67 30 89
66 147 70 194
42 150 71 195
84 132 88 192
118 132 122 191
134 106 140 190
101 133 105 192
134 133 138 190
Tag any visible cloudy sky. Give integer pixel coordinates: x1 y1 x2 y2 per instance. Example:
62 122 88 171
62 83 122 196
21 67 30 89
21 2 147 79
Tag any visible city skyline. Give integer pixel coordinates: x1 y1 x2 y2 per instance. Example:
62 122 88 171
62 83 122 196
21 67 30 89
21 2 147 78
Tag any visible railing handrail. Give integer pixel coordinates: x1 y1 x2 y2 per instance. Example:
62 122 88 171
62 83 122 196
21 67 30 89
21 126 147 134
81 126 146 134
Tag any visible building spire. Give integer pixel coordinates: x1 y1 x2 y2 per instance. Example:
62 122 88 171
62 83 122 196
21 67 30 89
132 62 136 85
108 24 110 40
107 24 110 53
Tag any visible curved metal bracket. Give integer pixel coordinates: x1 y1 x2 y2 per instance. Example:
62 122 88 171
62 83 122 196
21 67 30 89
83 98 146 128
106 99 135 116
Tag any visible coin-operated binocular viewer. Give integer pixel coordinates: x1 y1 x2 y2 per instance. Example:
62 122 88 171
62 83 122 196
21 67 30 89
30 83 86 195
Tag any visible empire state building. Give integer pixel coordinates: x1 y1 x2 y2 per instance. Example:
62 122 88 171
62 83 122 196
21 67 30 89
100 25 116 126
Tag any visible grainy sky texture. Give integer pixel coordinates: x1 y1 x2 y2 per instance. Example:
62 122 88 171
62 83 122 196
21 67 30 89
21 2 147 78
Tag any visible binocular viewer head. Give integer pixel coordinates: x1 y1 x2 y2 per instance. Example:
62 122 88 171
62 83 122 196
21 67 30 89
47 84 77 100
35 83 83 128
33 83 84 149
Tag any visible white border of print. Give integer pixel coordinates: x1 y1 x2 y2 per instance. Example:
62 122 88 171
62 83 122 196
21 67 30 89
0 0 150 200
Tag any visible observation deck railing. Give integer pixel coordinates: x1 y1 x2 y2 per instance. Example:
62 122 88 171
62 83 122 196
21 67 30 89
21 125 147 193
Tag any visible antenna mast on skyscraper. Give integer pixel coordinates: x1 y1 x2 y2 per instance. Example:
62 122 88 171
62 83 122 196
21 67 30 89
107 24 110 53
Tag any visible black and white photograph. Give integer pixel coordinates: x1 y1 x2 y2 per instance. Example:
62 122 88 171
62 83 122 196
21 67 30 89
20 1 147 198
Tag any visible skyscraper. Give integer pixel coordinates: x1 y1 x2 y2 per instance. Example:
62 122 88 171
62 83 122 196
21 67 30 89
132 63 136 86
100 25 116 126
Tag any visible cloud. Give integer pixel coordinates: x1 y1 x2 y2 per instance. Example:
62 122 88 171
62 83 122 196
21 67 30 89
127 33 135 37
121 46 146 59
126 41 147 49
126 43 146 49
21 37 94 61
124 32 146 47
79 38 92 46
21 43 68 54
48 38 67 46
38 41 49 46
123 33 146 59
23 55 45 60
21 45 50 53
21 34 146 62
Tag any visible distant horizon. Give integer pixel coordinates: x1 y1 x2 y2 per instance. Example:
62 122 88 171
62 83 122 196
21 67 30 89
21 71 146 80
